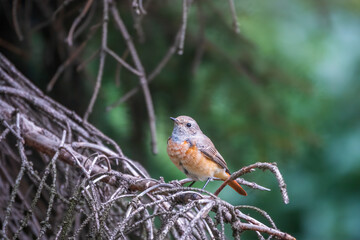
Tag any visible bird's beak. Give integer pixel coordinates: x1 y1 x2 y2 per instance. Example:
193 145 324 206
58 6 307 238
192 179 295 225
170 117 179 124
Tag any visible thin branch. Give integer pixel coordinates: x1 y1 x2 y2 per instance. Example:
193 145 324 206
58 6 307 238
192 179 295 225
211 177 271 192
236 205 277 230
12 0 24 41
47 41 87 92
0 38 27 57
233 222 295 240
132 0 147 15
83 0 109 121
105 47 142 76
73 0 98 40
178 0 190 55
228 0 240 34
1 120 23 143
106 28 182 111
31 0 75 33
66 0 94 46
1 114 27 236
76 48 100 72
110 1 157 154
214 162 289 204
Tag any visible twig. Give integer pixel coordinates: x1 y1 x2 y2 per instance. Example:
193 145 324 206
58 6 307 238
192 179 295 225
73 0 98 40
31 0 75 33
0 86 90 138
217 204 225 240
228 0 240 34
214 162 289 204
12 0 24 41
105 47 142 76
106 28 183 111
66 0 94 46
180 201 214 240
233 222 295 240
1 114 27 237
236 178 271 192
1 120 24 143
132 0 147 15
72 141 148 178
0 128 10 142
110 1 157 154
76 48 100 72
47 41 87 92
0 38 27 57
83 0 109 121
178 0 190 55
236 205 277 230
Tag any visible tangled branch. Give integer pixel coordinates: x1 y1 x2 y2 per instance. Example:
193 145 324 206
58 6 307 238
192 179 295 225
0 54 295 239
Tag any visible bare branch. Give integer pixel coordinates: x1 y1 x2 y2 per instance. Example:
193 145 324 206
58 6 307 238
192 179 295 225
76 48 100 72
228 0 240 34
233 222 295 240
214 162 290 204
106 28 183 111
47 41 87 92
132 0 147 15
83 0 109 121
110 1 157 154
105 47 142 76
178 0 190 55
66 0 94 46
12 0 24 41
31 0 75 33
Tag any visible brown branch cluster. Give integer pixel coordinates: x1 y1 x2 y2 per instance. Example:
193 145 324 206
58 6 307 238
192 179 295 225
0 54 295 239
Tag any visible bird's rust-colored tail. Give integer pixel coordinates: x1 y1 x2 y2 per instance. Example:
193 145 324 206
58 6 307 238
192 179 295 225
225 172 247 196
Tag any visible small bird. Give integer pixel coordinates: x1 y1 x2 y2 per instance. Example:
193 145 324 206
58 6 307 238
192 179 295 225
167 116 247 196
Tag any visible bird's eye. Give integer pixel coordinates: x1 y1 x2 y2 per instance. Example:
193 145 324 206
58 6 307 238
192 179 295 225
186 123 192 128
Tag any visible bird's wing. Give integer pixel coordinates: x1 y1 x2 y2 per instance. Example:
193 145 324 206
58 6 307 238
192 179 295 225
193 135 230 173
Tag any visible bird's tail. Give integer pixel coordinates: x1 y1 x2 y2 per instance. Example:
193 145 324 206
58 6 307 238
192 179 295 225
225 172 247 196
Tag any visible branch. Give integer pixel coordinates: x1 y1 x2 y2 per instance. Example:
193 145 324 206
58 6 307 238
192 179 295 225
228 0 240 34
66 0 94 46
106 21 184 110
110 1 157 154
214 162 290 204
83 0 109 121
12 0 24 41
178 0 190 55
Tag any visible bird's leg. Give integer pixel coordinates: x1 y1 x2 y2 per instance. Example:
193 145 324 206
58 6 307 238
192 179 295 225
188 181 196 187
202 178 212 190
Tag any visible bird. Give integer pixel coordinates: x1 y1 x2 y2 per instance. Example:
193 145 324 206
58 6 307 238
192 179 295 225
167 115 247 196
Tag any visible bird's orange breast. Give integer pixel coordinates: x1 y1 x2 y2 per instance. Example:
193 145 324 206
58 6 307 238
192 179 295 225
167 138 226 181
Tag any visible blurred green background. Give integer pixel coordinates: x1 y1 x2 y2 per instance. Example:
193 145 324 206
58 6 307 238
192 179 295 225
1 0 360 239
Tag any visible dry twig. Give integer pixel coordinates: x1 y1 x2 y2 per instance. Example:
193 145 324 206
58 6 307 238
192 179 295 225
110 1 158 154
